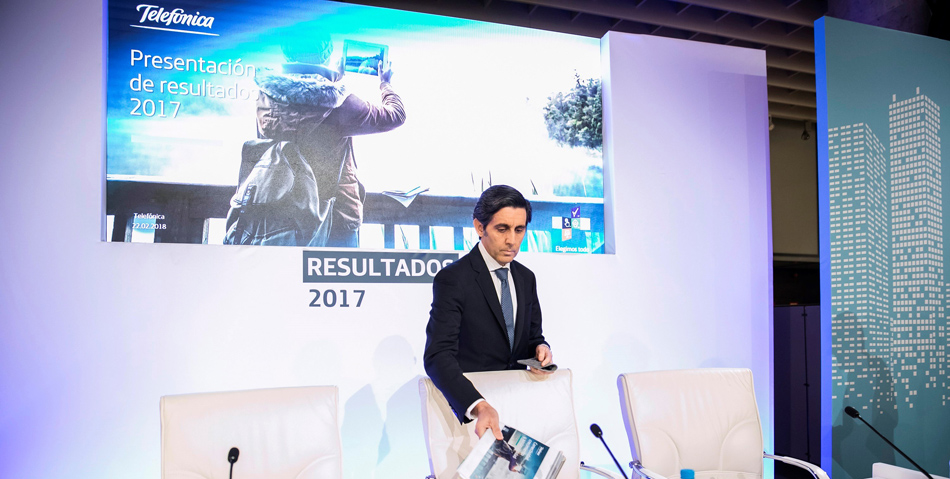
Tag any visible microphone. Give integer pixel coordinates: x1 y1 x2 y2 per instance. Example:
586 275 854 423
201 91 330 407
590 424 630 479
844 406 932 479
228 447 239 479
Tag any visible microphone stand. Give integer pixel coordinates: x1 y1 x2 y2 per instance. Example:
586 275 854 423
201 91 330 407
590 424 630 479
228 447 239 479
846 408 932 479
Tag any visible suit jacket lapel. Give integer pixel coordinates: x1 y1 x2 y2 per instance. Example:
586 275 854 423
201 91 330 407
468 247 508 343
511 261 528 350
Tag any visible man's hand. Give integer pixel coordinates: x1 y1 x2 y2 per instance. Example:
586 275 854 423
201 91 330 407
472 401 503 440
528 344 554 375
332 56 345 81
377 60 394 84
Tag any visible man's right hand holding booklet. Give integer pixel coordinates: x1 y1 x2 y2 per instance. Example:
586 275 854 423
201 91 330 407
457 424 567 479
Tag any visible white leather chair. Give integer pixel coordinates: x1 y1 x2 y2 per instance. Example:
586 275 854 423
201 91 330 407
617 368 828 479
419 369 619 479
869 462 950 479
160 386 343 479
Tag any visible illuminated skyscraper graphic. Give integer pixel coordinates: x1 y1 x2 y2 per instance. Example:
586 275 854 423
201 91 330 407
888 88 946 408
820 18 950 479
829 123 890 410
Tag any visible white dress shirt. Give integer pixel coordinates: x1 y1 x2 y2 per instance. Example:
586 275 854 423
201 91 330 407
466 241 519 419
477 241 518 321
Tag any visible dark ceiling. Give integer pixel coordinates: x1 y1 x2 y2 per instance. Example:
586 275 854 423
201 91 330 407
340 0 827 121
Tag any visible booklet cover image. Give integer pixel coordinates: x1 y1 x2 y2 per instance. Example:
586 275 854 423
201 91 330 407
106 0 605 253
458 425 566 479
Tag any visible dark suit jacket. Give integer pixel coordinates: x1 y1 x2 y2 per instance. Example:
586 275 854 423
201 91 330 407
423 245 547 422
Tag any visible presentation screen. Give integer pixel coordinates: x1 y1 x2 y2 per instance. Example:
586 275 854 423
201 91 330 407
106 0 606 253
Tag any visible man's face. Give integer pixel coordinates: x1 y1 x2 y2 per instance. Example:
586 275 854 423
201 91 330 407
474 206 527 265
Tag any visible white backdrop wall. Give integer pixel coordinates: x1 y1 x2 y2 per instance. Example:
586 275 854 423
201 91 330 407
0 2 773 478
601 31 774 468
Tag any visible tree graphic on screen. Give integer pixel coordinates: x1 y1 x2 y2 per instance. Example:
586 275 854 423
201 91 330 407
543 74 602 151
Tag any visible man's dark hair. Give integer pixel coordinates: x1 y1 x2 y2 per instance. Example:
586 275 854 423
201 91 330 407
473 185 532 226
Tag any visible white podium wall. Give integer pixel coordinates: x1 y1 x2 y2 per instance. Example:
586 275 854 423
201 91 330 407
599 31 774 467
0 3 773 478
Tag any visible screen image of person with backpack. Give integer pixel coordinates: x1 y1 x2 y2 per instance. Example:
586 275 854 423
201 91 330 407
224 30 406 247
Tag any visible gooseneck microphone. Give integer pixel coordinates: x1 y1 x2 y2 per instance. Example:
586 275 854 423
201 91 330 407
844 406 932 479
228 447 240 479
590 423 630 479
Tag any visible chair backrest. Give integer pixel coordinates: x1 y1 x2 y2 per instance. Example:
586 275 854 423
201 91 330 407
160 386 343 479
617 368 763 479
419 369 581 479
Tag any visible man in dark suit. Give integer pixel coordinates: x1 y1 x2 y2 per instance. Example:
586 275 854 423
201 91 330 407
424 185 553 441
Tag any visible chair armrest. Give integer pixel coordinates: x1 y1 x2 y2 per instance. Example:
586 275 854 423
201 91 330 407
630 461 669 479
581 462 625 479
765 453 830 479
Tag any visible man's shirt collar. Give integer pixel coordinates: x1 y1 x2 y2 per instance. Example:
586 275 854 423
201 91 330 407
477 241 508 272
